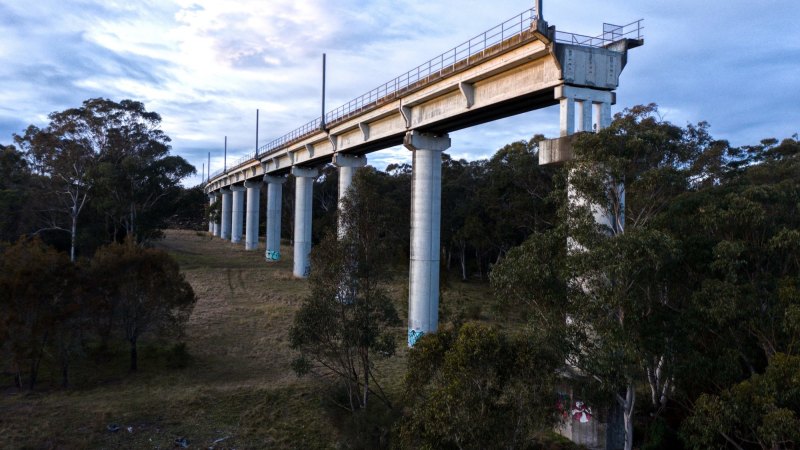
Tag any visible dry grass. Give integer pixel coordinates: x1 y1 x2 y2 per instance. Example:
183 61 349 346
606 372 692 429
0 229 500 449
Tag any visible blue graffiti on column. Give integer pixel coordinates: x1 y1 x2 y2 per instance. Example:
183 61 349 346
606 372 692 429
266 250 281 261
408 329 425 347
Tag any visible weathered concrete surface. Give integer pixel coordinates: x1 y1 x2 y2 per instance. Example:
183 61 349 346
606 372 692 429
264 175 286 262
404 131 451 347
220 188 232 240
231 185 246 244
244 180 261 250
291 167 318 278
333 154 367 238
208 193 218 235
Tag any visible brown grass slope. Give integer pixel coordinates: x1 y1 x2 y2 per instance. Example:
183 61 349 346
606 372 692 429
1 230 511 449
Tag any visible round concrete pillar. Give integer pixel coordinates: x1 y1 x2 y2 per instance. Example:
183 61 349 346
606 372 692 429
207 193 217 234
231 185 246 244
244 180 261 250
264 175 286 261
291 167 318 278
220 187 232 240
403 131 451 347
332 154 367 238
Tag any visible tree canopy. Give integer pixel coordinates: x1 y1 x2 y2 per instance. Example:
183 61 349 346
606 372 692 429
290 170 401 412
491 105 800 449
12 98 195 258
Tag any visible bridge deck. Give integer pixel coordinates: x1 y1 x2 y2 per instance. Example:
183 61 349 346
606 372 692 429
206 10 642 191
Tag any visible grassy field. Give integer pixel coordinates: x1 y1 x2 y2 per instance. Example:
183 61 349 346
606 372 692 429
0 229 506 449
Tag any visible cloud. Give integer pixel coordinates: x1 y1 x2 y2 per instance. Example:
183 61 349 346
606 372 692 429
1 0 799 189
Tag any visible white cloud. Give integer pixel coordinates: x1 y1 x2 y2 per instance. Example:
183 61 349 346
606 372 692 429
0 0 798 188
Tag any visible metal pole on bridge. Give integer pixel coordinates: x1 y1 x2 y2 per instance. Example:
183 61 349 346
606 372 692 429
207 152 210 182
321 53 326 131
224 136 227 172
256 109 260 157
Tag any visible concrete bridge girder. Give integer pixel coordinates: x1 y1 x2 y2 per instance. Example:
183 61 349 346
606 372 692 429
204 35 631 192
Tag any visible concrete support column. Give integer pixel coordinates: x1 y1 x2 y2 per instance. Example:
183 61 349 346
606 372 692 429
244 180 261 250
404 131 451 347
549 85 622 233
291 167 318 277
555 85 614 135
207 193 217 235
220 187 232 240
560 96 576 136
264 175 286 261
332 153 367 237
231 185 246 244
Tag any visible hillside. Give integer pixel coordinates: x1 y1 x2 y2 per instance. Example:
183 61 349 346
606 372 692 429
0 229 502 449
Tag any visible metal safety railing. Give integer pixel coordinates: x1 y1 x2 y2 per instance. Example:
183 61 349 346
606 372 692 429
554 19 643 48
209 10 643 182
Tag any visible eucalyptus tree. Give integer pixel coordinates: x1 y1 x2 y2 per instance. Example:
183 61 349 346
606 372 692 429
90 240 196 372
397 323 562 449
14 123 93 261
492 104 719 450
88 98 194 241
0 237 76 389
672 136 800 448
0 144 35 242
14 98 195 257
290 170 401 412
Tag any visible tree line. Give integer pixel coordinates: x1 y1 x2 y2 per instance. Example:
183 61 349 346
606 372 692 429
1 98 198 259
291 104 800 449
0 238 195 389
0 98 198 391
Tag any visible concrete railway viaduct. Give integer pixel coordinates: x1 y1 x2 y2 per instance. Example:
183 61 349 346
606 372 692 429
203 6 643 348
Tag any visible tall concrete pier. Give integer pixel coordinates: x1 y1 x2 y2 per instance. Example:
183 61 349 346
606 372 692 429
231 184 246 244
265 175 286 261
332 153 367 237
404 131 451 346
292 166 318 277
220 187 232 240
540 85 622 233
244 180 261 250
208 193 217 235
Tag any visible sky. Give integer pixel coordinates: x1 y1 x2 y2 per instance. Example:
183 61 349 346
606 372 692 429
1 0 798 187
